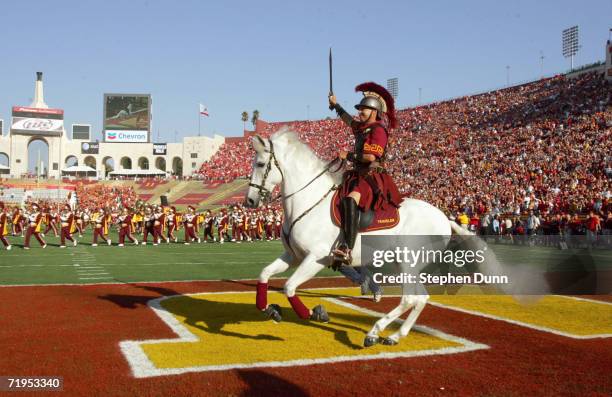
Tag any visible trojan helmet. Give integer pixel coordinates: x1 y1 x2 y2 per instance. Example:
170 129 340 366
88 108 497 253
354 82 397 129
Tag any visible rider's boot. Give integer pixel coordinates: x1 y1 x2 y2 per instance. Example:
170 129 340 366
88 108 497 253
332 197 359 265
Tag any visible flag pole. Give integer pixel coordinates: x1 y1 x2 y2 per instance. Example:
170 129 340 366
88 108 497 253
198 111 201 136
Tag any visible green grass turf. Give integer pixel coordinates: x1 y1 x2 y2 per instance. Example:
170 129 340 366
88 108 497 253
0 230 337 285
0 230 609 285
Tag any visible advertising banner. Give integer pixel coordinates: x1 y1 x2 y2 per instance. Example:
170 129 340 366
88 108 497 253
104 130 148 143
153 143 167 155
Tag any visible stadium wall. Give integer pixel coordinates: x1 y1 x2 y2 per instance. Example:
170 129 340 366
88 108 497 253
0 132 225 179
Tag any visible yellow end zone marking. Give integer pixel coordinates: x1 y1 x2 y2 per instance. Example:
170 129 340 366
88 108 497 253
120 287 488 378
430 293 612 339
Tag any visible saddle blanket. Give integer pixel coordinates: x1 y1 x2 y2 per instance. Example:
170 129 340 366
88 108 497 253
330 190 400 232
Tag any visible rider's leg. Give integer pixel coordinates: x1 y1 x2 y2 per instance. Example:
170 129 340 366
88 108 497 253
338 264 382 301
334 192 360 261
257 252 292 310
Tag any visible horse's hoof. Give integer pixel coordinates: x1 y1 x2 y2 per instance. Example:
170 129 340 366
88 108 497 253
264 304 282 323
364 336 379 347
310 304 329 323
380 337 398 346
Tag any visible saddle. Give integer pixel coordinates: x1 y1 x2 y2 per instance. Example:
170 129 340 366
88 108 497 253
330 190 399 232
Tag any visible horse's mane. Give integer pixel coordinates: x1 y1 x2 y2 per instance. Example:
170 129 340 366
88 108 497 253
270 127 343 185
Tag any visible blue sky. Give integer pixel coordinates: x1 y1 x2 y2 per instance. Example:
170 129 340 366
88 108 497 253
0 0 610 149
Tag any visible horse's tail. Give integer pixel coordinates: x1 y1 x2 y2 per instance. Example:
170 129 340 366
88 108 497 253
449 220 473 236
448 218 549 296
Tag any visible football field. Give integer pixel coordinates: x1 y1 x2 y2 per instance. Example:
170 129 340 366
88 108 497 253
0 234 611 396
0 233 337 285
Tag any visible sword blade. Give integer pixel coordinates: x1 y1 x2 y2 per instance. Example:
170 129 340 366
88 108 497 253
328 48 333 95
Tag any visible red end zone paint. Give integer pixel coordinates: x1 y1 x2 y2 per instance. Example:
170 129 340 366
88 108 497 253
0 278 610 396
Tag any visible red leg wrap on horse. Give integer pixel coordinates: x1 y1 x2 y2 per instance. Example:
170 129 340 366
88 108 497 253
288 295 310 319
256 282 268 310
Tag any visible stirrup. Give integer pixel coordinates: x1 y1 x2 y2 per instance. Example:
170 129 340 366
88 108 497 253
331 245 352 265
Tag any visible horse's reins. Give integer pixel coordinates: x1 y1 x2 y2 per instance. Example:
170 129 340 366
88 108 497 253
248 138 344 255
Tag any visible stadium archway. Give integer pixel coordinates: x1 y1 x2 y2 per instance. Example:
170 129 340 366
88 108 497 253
0 153 8 165
65 155 78 168
172 157 182 176
0 152 8 174
138 157 149 170
103 157 114 176
155 157 166 171
84 156 97 170
27 137 49 177
120 156 132 170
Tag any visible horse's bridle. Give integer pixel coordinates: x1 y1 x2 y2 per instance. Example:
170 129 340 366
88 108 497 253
248 138 284 203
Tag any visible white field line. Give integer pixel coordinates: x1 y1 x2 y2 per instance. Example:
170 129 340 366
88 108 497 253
427 300 612 340
78 276 114 280
0 261 274 268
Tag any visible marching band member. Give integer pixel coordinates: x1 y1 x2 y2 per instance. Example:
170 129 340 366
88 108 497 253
168 207 181 243
256 210 265 241
183 206 199 244
216 208 229 243
117 208 138 247
265 209 274 240
166 207 179 243
273 209 282 240
42 206 59 237
24 203 46 249
241 208 251 242
132 207 144 235
79 209 91 237
203 210 215 242
195 210 205 236
59 205 77 248
141 206 155 245
91 208 111 247
12 207 24 237
232 207 243 242
153 206 166 245
249 211 259 241
0 203 11 250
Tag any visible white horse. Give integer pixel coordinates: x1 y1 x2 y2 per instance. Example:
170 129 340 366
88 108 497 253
245 128 473 346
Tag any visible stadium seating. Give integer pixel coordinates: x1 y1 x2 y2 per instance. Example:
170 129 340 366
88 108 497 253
196 71 610 217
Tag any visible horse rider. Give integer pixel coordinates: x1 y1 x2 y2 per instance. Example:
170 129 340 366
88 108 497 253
328 82 402 265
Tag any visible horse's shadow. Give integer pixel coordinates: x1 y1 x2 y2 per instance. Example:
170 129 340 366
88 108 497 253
99 284 376 349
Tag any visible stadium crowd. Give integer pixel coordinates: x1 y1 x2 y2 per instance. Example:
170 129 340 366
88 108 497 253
196 72 611 236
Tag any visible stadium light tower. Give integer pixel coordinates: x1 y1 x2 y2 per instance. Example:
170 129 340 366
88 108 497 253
562 25 580 71
387 78 399 101
506 65 510 87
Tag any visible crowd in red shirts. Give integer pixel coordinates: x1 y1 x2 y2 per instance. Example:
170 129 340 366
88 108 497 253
73 183 139 212
197 72 611 225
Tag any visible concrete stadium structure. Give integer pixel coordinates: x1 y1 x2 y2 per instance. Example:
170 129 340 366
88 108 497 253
0 73 224 179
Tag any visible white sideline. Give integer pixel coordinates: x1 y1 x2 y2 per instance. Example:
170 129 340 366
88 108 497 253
427 299 612 340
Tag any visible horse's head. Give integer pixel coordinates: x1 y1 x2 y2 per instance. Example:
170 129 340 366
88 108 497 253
244 135 284 208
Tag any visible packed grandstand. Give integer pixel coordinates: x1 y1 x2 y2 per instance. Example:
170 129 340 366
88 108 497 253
1 69 611 249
